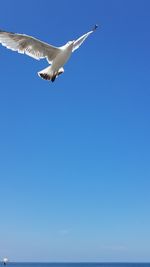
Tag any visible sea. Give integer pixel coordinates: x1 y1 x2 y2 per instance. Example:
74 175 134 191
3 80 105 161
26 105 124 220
1 263 150 267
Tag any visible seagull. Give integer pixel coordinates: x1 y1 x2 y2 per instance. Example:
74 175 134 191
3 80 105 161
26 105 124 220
0 25 98 82
2 258 8 265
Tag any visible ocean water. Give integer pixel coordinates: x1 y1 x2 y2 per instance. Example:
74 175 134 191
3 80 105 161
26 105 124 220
1 263 150 267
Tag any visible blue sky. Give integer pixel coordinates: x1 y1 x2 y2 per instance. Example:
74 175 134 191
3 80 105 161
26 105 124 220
0 0 150 262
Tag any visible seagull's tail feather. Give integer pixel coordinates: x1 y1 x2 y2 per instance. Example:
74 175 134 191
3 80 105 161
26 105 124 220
38 66 64 82
38 66 53 81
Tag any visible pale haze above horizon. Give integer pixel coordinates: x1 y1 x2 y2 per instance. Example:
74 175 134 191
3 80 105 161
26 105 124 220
0 0 150 263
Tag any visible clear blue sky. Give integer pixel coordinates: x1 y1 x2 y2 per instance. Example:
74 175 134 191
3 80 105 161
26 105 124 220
0 0 150 263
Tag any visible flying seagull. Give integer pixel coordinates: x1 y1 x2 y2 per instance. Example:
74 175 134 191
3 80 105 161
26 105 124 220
0 25 98 82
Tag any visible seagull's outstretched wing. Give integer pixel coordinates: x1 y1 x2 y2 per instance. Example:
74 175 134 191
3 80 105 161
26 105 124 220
0 30 61 63
72 25 98 52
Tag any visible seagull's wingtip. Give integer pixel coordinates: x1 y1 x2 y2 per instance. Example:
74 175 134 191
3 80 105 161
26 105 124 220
93 24 98 31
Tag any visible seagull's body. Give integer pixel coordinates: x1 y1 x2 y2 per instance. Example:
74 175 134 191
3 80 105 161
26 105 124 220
0 25 98 82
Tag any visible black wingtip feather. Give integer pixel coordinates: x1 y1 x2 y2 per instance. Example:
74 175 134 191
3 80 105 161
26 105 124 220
93 24 98 31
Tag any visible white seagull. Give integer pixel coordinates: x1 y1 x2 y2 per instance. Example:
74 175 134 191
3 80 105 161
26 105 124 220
0 25 98 82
